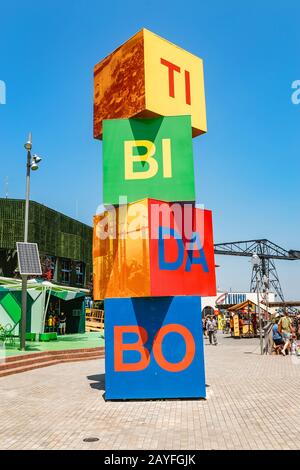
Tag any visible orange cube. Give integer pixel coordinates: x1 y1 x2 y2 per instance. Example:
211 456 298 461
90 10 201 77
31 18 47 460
94 29 207 139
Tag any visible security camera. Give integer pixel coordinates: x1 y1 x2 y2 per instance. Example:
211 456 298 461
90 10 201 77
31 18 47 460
32 154 42 163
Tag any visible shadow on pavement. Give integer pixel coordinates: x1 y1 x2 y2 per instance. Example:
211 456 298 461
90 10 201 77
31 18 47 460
87 373 105 391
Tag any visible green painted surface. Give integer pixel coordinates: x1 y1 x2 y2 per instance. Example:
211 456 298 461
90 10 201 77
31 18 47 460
3 332 104 357
103 115 195 204
39 333 52 341
26 333 36 341
1 293 21 324
79 302 86 334
38 332 57 341
50 290 85 300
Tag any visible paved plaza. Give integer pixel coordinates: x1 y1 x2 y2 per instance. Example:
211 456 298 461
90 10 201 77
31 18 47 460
1 333 300 450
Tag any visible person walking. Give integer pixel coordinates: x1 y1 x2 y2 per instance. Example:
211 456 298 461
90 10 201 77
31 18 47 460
229 315 234 336
293 313 300 340
204 315 209 337
225 315 230 334
272 317 287 355
278 310 292 354
252 314 257 336
59 311 67 336
202 316 206 337
206 316 218 346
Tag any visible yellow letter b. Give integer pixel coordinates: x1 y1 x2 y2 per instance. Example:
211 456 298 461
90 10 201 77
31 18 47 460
124 139 172 180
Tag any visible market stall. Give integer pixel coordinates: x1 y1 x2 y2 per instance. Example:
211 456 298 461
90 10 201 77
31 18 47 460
0 277 89 337
228 300 269 338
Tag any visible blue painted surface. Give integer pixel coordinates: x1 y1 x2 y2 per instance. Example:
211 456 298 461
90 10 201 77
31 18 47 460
105 296 206 400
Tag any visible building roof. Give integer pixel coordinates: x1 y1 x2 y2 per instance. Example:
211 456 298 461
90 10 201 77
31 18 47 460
0 276 89 299
228 299 269 314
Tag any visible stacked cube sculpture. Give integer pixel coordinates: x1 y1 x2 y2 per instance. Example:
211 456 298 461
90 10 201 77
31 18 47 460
93 29 216 400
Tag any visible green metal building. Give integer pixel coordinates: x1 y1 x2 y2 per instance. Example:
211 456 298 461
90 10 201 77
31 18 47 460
0 198 92 289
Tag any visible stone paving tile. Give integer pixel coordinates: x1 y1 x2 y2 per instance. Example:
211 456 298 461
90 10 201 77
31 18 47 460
0 333 300 450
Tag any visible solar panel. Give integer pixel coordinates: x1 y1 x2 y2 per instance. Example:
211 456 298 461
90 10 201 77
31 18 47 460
16 242 42 275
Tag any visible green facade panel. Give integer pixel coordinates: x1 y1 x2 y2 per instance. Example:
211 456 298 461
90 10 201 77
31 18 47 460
0 198 92 288
103 115 196 205
0 292 21 324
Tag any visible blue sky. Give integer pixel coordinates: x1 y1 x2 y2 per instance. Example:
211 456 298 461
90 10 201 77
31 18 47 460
1 0 299 297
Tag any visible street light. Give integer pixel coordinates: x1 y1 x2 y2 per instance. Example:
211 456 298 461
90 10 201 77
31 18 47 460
20 133 43 350
31 154 42 170
252 253 263 355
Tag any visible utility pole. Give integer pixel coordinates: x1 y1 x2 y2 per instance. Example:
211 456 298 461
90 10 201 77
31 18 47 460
20 133 42 350
252 254 263 355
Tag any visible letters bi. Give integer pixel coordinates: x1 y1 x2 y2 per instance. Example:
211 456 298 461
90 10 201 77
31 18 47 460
124 139 172 180
114 324 195 372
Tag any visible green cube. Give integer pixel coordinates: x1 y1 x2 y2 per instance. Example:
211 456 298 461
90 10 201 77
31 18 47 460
102 115 195 204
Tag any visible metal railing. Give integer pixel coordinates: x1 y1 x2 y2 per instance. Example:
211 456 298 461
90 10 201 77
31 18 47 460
86 309 104 332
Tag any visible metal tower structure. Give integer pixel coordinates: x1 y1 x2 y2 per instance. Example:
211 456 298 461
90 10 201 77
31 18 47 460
214 239 300 302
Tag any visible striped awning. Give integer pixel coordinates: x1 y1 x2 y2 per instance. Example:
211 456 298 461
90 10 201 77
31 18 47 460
0 277 88 301
49 290 86 301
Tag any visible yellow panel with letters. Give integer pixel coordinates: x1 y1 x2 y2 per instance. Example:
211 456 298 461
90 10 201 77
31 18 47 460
144 28 207 137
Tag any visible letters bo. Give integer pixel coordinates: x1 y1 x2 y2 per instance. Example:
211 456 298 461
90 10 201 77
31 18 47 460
114 324 195 373
105 296 206 400
102 116 195 204
94 28 206 139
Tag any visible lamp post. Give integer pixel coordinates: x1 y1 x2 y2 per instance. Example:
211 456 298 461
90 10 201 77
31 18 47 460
20 133 42 350
252 253 263 355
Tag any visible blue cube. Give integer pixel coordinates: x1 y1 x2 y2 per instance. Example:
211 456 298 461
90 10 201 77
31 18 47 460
104 296 206 400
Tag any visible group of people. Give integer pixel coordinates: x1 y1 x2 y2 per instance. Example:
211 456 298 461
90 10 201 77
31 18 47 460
45 311 67 335
202 310 300 356
202 315 218 346
272 311 300 355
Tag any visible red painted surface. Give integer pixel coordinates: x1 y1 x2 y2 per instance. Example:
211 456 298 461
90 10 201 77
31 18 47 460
149 200 216 296
185 70 191 105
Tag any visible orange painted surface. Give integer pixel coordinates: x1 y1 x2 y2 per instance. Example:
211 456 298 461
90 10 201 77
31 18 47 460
94 30 145 139
114 326 150 372
93 200 150 299
153 324 195 372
